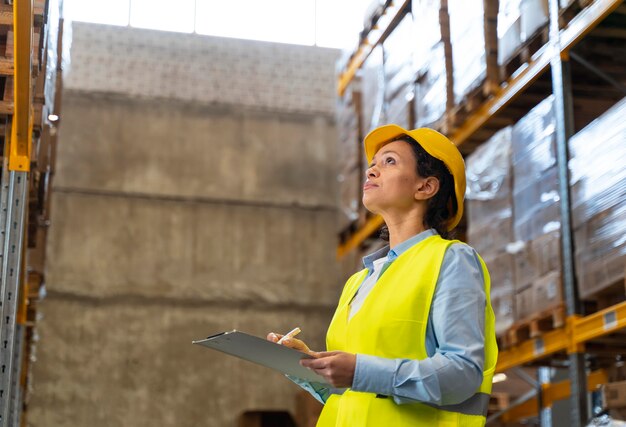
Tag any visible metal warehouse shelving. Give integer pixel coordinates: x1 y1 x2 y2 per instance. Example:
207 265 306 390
0 1 63 426
335 0 626 425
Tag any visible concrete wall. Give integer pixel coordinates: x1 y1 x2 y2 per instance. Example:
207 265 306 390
29 23 342 427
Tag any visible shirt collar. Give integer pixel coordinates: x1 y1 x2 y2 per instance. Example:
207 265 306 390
362 228 438 270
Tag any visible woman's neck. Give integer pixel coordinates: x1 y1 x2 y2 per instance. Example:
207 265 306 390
384 211 427 249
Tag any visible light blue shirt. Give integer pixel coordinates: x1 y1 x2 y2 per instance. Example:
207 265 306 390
292 229 486 407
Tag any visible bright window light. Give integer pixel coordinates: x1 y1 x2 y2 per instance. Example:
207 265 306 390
195 0 315 45
63 0 130 26
315 0 369 49
492 373 508 383
131 0 195 33
63 0 371 48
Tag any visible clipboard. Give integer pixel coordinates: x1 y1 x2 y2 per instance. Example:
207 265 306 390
192 330 330 386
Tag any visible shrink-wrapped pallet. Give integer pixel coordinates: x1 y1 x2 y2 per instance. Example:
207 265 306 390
412 0 448 128
337 165 362 232
466 127 515 334
448 0 486 103
335 85 362 171
498 0 522 65
361 46 385 134
510 96 564 320
335 83 363 232
415 42 447 129
511 96 559 242
383 14 415 129
569 97 626 299
466 127 514 253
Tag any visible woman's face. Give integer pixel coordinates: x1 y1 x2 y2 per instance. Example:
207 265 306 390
362 139 427 214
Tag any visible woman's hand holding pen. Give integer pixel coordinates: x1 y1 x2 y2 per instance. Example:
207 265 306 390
267 329 356 388
266 331 316 357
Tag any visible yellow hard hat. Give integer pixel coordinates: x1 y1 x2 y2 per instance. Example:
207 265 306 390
363 124 466 231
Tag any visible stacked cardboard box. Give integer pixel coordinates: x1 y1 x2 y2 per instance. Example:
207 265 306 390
497 0 523 65
336 83 364 232
361 45 385 134
511 96 563 320
383 13 415 129
569 97 626 300
498 0 549 64
519 0 549 41
447 0 486 103
466 127 515 335
412 0 448 128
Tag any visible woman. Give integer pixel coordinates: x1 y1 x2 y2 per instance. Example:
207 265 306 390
268 125 498 426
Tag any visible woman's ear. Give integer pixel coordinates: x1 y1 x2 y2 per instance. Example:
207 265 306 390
414 176 440 201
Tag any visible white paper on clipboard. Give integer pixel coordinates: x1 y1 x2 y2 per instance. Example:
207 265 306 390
192 330 330 386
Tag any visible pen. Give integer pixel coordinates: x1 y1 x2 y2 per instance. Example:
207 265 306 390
277 327 301 345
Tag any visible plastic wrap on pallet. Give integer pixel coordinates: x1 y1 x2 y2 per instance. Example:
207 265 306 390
361 46 386 134
448 0 486 104
512 230 562 287
412 0 441 73
511 96 560 241
574 201 626 299
498 0 522 65
61 8 72 77
570 97 626 298
43 0 61 120
383 13 416 129
484 250 516 335
335 84 362 171
383 13 416 103
363 0 387 33
515 269 562 321
466 127 514 254
386 85 414 129
491 289 515 336
414 42 447 128
484 251 516 294
520 0 549 41
466 127 513 203
337 165 363 232
569 97 626 229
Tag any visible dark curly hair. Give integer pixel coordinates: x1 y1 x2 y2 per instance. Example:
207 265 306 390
379 135 458 241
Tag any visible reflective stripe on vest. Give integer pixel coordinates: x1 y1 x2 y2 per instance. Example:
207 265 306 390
423 392 491 417
318 235 498 427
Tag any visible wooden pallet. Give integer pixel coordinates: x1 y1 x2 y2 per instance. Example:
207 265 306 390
581 274 626 315
504 304 566 349
488 392 510 413
446 79 493 130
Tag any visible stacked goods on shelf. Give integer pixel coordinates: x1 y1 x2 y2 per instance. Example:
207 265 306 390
447 0 487 104
361 45 385 134
602 380 626 421
497 0 523 66
466 127 515 335
497 0 549 76
336 82 364 232
519 0 549 41
10 0 66 417
569 97 626 300
510 96 563 322
411 0 448 129
362 0 387 36
383 13 415 129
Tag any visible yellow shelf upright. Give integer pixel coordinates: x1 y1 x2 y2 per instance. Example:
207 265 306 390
10 0 34 172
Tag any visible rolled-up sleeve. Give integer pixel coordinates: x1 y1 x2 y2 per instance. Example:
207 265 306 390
351 243 486 406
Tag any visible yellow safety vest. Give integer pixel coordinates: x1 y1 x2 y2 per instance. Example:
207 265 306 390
317 234 498 427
